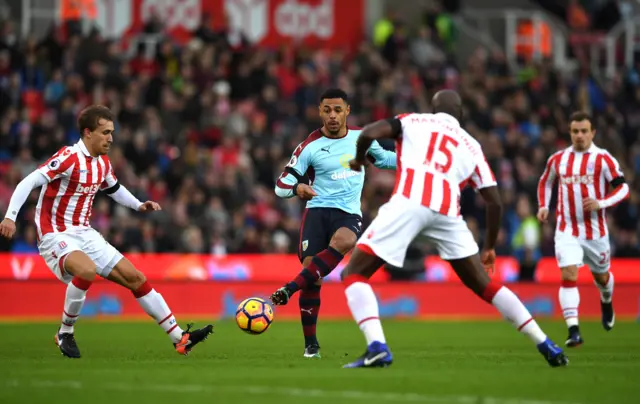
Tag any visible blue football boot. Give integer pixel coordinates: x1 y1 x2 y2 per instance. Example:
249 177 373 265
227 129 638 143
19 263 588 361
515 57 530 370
537 337 569 367
343 341 393 368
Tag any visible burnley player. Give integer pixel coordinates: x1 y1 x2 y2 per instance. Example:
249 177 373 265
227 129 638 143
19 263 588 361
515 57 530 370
537 111 629 347
270 88 396 358
0 105 213 358
340 90 567 368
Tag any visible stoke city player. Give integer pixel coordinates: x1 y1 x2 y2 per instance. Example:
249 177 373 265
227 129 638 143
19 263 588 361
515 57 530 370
270 88 396 358
537 111 629 347
0 105 213 358
339 90 568 368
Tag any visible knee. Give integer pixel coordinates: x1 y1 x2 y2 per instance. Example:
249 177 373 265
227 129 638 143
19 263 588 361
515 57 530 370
64 252 97 282
130 271 147 291
561 266 579 281
75 267 97 282
329 233 357 255
592 271 609 286
120 269 146 291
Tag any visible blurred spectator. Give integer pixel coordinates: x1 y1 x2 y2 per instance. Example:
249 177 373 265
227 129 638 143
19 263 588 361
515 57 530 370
0 12 638 276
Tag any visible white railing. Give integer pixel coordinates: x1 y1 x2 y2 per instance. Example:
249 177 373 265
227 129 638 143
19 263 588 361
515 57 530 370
604 14 640 78
458 9 572 72
21 0 59 39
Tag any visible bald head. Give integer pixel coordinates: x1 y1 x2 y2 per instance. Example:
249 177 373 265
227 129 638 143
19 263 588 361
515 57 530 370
432 90 462 121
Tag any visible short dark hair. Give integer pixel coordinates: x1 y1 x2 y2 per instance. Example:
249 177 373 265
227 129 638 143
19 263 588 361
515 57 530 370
569 111 592 124
320 88 348 104
78 105 114 136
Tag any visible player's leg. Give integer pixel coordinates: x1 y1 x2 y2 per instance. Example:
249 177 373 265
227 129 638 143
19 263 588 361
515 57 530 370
341 198 428 368
105 257 213 355
271 209 342 304
554 232 585 346
430 216 568 367
39 234 95 358
56 251 97 358
582 237 614 331
341 246 390 368
297 212 361 357
298 256 323 357
271 209 328 356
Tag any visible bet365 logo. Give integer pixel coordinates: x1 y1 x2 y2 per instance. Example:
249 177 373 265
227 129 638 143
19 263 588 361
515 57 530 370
226 0 334 43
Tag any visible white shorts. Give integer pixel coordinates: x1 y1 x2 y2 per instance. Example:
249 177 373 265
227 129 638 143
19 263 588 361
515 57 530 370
38 228 124 283
554 231 610 273
357 195 479 267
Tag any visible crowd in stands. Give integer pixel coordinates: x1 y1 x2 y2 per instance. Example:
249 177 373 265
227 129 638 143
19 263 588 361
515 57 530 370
0 7 638 274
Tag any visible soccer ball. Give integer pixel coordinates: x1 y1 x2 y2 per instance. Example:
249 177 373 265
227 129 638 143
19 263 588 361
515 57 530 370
235 297 274 334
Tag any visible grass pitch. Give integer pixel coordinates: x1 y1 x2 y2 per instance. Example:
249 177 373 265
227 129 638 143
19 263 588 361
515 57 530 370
0 320 638 404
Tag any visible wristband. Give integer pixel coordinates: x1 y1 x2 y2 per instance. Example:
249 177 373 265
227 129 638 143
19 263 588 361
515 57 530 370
292 183 300 196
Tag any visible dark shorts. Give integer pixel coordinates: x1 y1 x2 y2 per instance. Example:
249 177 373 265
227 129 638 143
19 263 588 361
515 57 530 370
298 208 363 263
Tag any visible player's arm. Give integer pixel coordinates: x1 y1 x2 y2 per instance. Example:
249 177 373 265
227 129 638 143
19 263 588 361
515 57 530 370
591 153 630 210
275 146 316 200
100 163 147 211
536 152 559 222
6 147 76 221
469 158 501 250
366 140 397 170
350 118 401 171
3 171 49 222
1 147 75 237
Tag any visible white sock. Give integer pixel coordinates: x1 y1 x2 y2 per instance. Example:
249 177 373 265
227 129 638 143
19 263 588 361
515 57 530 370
60 277 91 334
135 284 183 343
489 285 547 344
345 281 387 345
594 272 614 303
559 281 580 327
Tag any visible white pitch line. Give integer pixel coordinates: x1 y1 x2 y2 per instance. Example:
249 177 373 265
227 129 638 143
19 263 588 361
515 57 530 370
4 379 583 404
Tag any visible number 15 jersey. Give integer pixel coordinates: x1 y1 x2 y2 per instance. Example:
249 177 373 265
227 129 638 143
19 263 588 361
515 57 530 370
392 113 496 217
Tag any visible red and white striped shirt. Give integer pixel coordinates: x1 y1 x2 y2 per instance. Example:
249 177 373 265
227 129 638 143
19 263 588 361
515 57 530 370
35 140 117 239
537 144 630 240
392 113 496 217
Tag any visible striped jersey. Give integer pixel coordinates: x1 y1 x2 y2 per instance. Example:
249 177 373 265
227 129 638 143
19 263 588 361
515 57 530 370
537 144 629 240
35 140 117 239
392 113 496 217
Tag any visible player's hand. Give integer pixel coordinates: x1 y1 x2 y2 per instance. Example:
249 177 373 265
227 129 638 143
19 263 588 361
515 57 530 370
138 201 162 212
583 198 601 212
296 184 317 201
481 249 496 275
536 208 549 223
0 218 16 239
348 158 368 172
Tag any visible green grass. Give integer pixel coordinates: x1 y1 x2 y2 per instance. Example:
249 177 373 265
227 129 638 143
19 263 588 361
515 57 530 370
0 320 638 404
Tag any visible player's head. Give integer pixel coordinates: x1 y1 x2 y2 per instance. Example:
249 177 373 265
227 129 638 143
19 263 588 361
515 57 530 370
319 88 350 136
431 90 463 121
569 111 595 152
78 105 114 156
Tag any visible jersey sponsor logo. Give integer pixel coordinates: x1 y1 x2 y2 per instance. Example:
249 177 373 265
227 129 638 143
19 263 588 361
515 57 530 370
320 147 330 153
560 175 594 185
331 170 361 180
76 183 100 194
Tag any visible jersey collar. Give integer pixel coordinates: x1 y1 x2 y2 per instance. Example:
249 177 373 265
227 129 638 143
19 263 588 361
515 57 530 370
319 126 349 139
569 143 597 154
434 113 460 126
77 139 94 158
